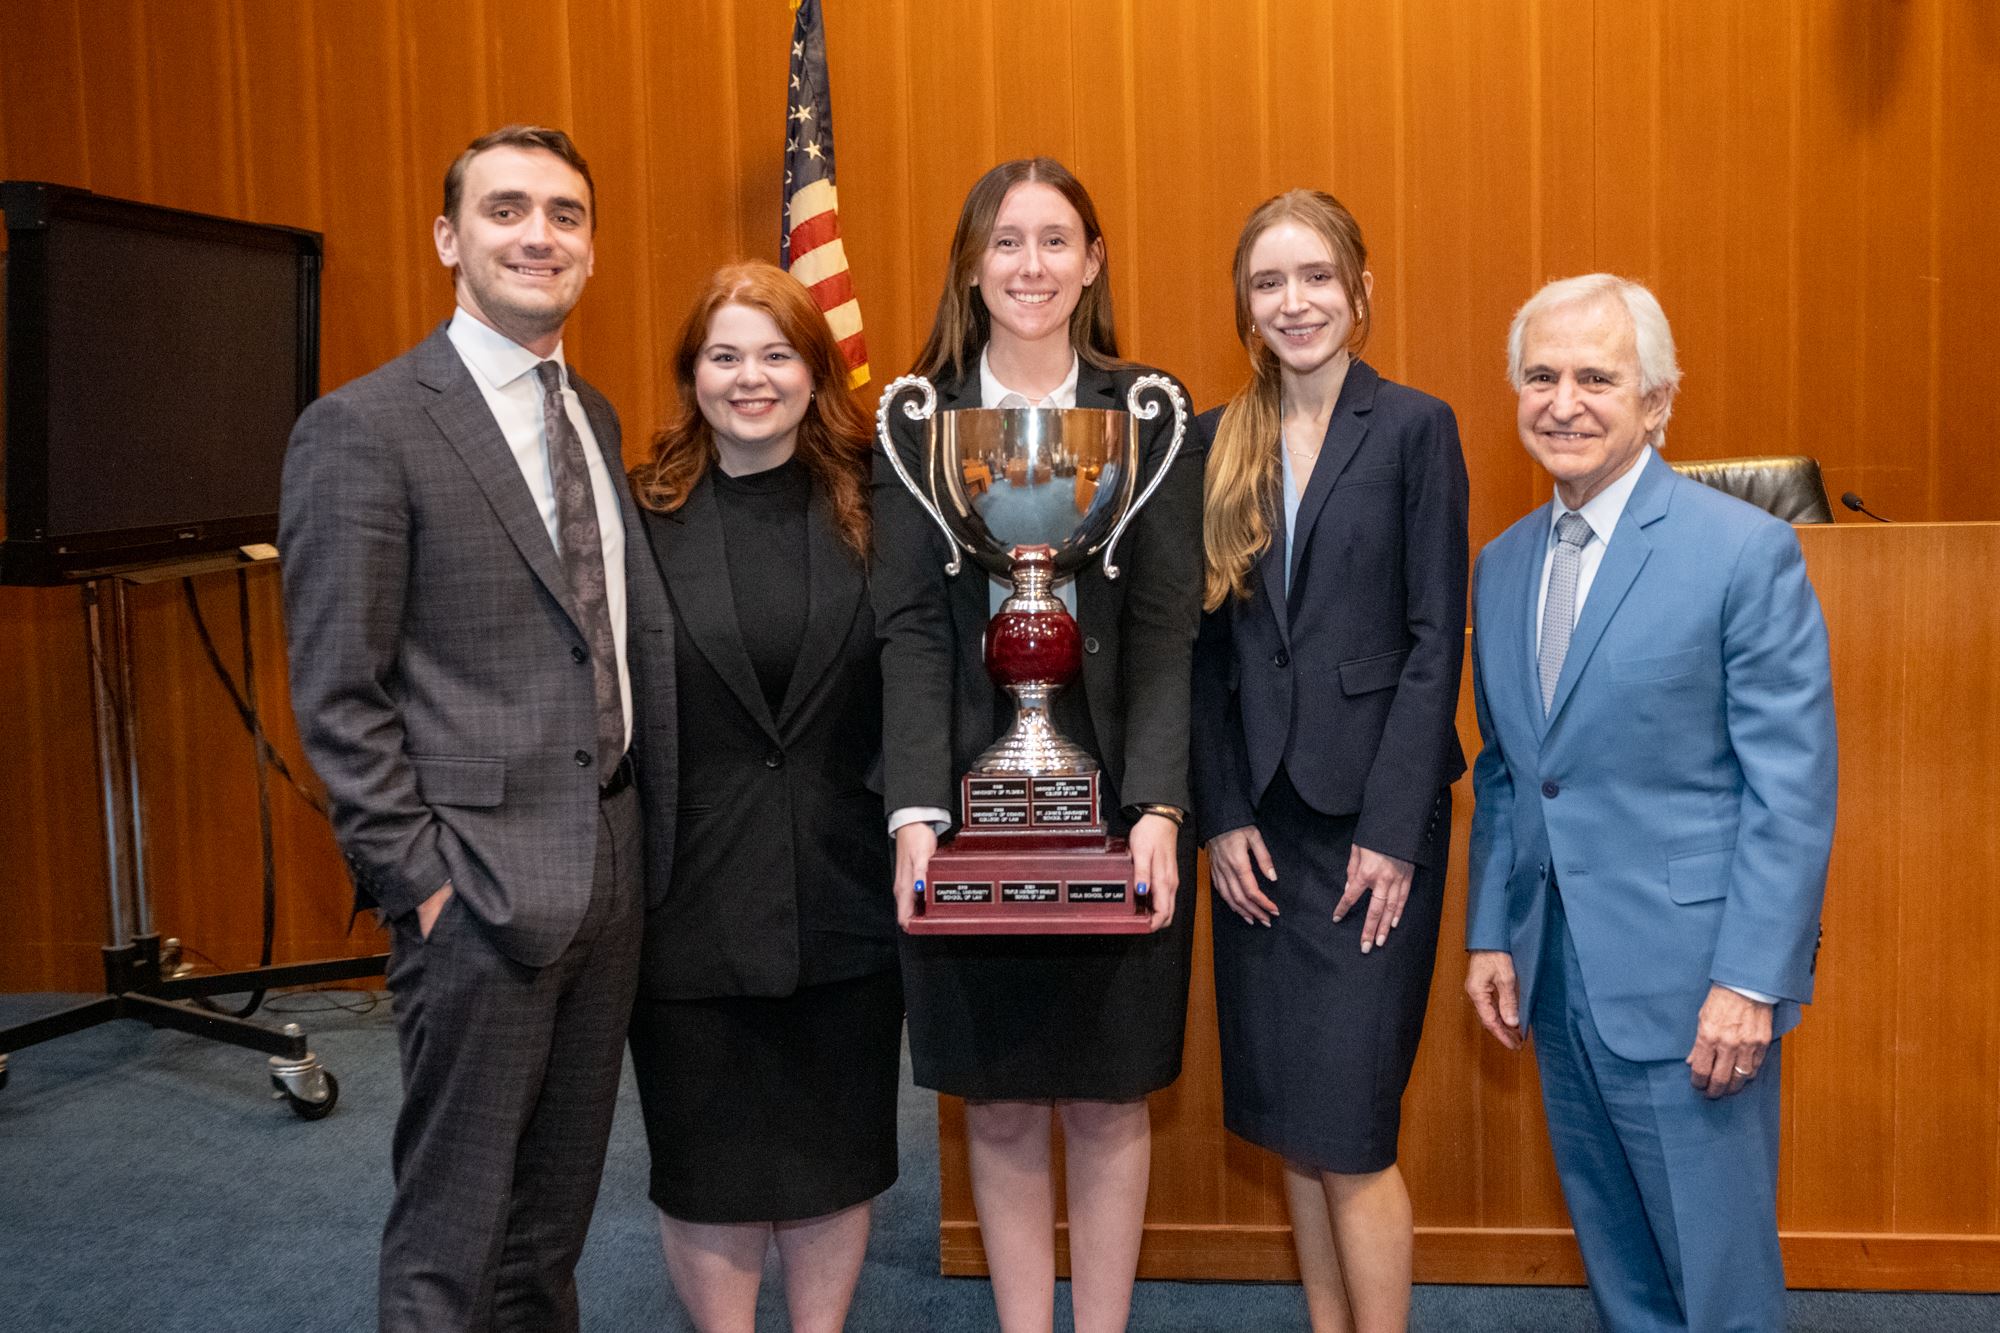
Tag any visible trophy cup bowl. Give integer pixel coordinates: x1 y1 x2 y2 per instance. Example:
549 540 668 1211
876 374 1187 934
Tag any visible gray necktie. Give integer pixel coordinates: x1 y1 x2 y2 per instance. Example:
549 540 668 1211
1538 511 1593 713
536 361 623 770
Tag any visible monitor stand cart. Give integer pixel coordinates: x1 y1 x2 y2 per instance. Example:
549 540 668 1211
0 562 388 1118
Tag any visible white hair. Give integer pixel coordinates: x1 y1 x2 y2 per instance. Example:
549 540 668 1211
1506 274 1682 447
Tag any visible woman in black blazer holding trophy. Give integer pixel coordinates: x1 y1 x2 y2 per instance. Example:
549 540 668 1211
873 157 1202 1333
627 261 898 1333
1193 190 1468 1332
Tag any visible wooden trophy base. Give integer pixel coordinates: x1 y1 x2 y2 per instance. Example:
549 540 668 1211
905 773 1154 935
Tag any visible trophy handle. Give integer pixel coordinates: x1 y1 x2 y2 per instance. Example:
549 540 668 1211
1100 374 1189 580
874 374 964 577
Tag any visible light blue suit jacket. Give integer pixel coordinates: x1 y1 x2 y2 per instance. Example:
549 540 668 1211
1465 451 1837 1062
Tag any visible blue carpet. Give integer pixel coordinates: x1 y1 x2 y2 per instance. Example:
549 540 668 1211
0 992 1991 1331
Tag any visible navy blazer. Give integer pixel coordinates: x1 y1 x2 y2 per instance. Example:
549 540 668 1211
1190 360 1468 862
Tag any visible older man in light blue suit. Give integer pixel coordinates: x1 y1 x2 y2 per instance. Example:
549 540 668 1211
1463 275 1836 1332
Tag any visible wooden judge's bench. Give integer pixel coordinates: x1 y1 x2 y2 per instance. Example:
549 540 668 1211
935 522 2000 1291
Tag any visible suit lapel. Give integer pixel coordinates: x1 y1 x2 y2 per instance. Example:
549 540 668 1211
1515 502 1555 733
1286 360 1379 608
1258 533 1290 643
776 485 863 730
1542 454 1672 731
648 474 782 742
414 324 582 630
1075 362 1122 412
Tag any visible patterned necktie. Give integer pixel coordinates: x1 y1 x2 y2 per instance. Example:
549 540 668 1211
535 360 623 770
1538 511 1594 713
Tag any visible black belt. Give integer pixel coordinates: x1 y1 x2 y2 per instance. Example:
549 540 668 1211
599 752 635 799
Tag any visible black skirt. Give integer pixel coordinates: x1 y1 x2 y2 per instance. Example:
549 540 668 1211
627 968 903 1223
900 828 1197 1101
1212 770 1449 1174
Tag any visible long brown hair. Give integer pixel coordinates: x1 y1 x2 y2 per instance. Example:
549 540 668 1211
632 261 872 555
1203 189 1373 609
913 157 1124 383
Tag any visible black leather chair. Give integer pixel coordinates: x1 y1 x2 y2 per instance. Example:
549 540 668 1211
1667 455 1835 524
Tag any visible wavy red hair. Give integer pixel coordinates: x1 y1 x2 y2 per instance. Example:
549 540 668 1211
632 260 872 556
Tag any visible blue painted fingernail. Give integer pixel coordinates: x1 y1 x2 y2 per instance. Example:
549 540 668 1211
914 879 925 894
1137 882 1149 895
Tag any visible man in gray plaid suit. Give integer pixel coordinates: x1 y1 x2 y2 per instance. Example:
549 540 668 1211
281 125 675 1332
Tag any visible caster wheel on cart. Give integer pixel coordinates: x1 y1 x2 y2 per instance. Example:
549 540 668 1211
270 1062 339 1120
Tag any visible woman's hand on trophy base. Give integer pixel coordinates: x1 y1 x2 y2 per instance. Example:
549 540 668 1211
1129 813 1181 932
893 822 937 929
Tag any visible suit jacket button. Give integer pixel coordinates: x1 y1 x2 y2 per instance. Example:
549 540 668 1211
1540 780 1559 798
574 749 592 767
1273 650 1290 668
764 750 784 769
1083 635 1100 654
571 645 588 663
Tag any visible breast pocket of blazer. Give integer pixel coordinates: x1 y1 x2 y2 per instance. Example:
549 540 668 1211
1606 646 1707 683
1333 463 1399 490
410 754 506 808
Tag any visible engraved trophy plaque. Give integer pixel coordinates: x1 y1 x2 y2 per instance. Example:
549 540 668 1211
877 374 1187 934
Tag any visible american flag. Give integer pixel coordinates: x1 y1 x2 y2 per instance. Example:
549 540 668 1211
781 0 869 388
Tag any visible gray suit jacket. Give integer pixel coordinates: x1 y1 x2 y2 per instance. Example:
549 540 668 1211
280 321 675 968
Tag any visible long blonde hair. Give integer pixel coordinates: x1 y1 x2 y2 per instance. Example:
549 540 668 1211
1203 190 1373 609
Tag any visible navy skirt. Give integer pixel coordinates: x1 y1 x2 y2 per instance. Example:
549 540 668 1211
1211 769 1448 1174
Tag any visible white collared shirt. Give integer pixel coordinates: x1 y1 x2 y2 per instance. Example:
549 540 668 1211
979 345 1080 412
446 308 631 747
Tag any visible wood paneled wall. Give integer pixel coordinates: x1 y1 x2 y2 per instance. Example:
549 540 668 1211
3 0 1995 1293
3 0 1997 1262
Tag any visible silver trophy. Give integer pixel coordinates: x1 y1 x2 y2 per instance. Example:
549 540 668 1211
875 375 1188 781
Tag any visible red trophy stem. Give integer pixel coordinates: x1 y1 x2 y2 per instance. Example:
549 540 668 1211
985 602 1081 689
983 547 1081 690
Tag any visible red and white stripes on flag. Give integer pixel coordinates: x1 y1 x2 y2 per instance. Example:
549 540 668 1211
786 180 867 388
782 0 869 388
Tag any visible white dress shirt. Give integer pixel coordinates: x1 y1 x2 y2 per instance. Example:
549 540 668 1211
1530 446 1772 1006
446 308 632 748
888 349 1084 837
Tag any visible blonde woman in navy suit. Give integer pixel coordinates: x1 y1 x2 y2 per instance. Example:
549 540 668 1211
1192 190 1468 1332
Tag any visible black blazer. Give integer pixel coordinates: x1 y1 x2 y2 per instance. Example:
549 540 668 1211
873 360 1203 821
636 470 893 1000
1190 360 1469 862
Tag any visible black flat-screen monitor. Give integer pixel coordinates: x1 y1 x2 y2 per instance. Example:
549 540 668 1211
0 181 321 584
